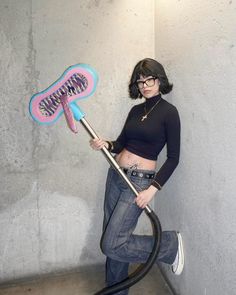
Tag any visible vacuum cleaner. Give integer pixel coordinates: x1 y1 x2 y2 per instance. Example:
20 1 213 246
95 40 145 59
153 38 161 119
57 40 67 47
29 64 162 294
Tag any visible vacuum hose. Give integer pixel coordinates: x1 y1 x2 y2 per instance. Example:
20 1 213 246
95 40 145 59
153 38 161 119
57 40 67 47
79 118 162 295
95 210 161 295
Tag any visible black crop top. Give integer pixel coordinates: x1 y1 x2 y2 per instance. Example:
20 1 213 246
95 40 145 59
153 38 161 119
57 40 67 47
111 94 181 188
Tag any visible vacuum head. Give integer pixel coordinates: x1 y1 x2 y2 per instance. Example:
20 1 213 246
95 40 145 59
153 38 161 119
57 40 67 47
29 64 98 126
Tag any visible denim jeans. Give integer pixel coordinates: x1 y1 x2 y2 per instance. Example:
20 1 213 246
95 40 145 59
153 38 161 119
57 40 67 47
100 167 178 295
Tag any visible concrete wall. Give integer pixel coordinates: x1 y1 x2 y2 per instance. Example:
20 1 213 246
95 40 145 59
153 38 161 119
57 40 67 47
2 0 235 292
0 0 155 283
155 1 236 295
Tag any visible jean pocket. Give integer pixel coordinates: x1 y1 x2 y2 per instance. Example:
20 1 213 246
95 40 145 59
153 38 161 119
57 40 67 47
130 177 152 192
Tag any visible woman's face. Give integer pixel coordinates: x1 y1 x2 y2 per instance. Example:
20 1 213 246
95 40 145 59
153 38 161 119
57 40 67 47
136 75 160 99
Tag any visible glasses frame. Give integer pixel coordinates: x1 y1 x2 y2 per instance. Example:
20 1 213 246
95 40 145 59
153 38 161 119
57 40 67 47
136 77 157 89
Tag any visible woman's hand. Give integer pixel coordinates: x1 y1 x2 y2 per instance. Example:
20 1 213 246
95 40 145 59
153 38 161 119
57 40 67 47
135 185 158 209
89 138 108 150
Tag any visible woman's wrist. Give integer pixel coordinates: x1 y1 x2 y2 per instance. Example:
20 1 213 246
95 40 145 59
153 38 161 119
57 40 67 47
148 185 159 195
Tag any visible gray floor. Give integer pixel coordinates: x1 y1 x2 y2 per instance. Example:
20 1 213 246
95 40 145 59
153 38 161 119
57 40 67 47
0 265 173 295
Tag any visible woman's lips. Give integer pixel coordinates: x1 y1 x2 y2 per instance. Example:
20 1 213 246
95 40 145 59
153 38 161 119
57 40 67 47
143 90 151 95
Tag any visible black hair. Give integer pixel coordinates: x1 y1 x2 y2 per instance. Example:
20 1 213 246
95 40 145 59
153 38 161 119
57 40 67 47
128 58 173 99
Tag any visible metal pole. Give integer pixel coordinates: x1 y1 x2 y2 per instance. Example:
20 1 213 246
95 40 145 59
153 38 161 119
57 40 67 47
80 117 152 214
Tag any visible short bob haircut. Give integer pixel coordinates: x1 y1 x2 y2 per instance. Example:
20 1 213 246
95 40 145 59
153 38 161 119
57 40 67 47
129 58 173 99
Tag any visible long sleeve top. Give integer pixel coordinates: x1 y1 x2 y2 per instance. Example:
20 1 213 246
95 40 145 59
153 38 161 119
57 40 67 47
111 94 181 188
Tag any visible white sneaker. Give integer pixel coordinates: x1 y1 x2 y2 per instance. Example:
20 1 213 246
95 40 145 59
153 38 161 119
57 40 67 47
172 232 184 275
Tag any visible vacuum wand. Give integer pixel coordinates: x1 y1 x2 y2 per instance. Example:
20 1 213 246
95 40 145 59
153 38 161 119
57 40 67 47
29 64 161 295
79 117 152 214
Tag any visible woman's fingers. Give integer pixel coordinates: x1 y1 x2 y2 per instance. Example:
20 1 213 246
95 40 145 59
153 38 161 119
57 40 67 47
135 195 146 208
136 189 156 209
89 138 107 150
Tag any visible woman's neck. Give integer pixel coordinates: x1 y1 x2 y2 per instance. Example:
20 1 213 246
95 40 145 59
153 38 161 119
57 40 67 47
145 93 162 107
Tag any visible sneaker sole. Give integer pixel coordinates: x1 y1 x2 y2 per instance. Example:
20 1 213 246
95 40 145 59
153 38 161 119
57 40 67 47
173 232 184 275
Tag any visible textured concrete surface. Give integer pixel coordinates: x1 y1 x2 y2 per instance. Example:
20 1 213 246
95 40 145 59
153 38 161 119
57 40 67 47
1 0 235 294
0 0 155 284
155 1 236 295
0 265 173 295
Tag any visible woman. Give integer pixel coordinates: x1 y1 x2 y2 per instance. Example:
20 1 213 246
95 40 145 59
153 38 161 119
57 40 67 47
90 58 184 294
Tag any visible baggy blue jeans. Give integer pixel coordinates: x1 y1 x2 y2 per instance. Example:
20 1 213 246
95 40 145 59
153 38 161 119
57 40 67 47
100 167 178 295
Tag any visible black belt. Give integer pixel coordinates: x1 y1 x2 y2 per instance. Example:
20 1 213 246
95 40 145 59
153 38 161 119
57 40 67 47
122 168 155 179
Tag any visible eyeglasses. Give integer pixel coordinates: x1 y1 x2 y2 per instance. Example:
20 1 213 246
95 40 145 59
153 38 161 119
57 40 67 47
136 77 157 89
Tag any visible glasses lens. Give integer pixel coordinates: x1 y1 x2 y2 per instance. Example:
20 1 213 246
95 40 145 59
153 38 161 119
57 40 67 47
137 81 144 88
145 78 155 87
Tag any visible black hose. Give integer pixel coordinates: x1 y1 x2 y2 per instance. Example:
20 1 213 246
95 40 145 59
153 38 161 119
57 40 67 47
94 209 162 295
